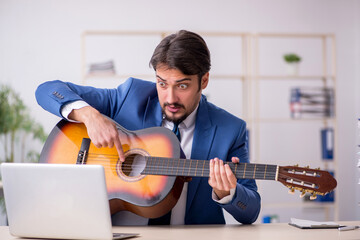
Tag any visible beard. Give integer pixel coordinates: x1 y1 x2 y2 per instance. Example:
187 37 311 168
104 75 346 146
162 102 188 124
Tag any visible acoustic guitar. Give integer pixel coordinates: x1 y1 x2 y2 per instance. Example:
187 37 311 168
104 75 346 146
39 119 337 218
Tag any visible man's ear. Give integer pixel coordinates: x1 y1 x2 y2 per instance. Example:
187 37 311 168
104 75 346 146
201 72 209 90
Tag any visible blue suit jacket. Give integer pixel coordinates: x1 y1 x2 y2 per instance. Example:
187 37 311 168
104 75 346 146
36 78 261 224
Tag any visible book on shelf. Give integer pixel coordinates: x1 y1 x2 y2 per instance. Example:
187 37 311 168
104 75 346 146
87 60 116 75
321 128 334 160
290 87 334 119
316 171 335 202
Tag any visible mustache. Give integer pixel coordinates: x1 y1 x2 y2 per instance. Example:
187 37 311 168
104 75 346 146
163 102 185 109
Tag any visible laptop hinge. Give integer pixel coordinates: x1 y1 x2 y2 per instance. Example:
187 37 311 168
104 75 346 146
77 138 91 164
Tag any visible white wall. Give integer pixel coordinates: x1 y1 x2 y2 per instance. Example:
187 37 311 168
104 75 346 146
355 1 360 219
0 0 359 222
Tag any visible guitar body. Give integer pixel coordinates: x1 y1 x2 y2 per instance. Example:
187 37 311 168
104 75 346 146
40 120 183 218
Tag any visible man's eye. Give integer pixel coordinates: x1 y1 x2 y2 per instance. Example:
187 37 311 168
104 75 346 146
158 82 166 87
179 84 188 89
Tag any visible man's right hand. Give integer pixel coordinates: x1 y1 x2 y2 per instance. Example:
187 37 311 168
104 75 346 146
68 106 125 162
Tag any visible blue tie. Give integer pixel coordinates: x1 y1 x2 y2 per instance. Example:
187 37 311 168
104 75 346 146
172 122 181 141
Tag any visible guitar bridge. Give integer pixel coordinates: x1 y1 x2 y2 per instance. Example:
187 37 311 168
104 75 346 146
77 138 91 164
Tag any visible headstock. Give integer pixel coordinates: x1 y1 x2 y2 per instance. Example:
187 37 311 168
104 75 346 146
277 165 337 200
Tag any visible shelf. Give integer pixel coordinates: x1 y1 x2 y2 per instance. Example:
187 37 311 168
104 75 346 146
84 74 155 80
84 74 247 80
256 33 335 38
255 75 335 80
262 201 335 209
210 75 246 80
255 118 335 123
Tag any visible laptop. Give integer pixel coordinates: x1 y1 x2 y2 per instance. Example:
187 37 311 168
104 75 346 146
1 163 139 240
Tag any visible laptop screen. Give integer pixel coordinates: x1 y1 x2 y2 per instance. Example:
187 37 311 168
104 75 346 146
1 163 125 240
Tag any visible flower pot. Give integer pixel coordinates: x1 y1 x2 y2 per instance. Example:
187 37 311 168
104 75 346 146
286 62 299 76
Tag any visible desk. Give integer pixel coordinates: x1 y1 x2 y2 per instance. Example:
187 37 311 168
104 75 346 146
0 222 359 240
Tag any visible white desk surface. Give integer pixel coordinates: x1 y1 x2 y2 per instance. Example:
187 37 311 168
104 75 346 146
0 222 359 240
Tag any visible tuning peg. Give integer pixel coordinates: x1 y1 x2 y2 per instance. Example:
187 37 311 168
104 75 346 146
310 192 317 200
294 164 299 167
288 187 295 194
305 165 310 168
299 190 306 198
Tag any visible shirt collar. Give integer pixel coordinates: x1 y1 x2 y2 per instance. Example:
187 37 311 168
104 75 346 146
163 104 199 129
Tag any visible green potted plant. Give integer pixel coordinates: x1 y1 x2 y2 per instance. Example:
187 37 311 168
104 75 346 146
0 84 47 216
283 53 302 76
0 84 47 163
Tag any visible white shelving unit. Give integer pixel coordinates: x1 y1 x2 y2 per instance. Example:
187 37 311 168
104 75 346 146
80 31 338 222
251 33 338 221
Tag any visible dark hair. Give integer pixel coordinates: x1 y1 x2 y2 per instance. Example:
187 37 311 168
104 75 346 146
149 30 211 87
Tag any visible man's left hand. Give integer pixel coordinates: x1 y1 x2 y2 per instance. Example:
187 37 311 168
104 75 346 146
208 157 239 199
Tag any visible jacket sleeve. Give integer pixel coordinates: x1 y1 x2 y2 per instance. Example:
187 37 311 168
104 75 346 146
218 122 261 224
35 79 134 119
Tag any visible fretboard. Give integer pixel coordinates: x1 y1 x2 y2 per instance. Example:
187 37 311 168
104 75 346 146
141 157 278 181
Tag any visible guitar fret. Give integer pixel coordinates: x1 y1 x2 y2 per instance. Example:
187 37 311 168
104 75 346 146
160 157 164 175
165 157 169 176
146 157 151 175
176 158 180 176
181 159 185 176
194 160 198 177
243 163 247 178
253 164 256 179
188 159 192 176
164 157 167 175
201 160 205 177
155 157 158 175
171 159 176 176
264 165 267 179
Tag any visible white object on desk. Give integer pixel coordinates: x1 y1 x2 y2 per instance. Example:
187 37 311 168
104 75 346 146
289 218 340 229
338 226 359 231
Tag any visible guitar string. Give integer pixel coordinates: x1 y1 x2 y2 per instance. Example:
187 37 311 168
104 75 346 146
80 166 277 178
75 153 278 178
75 160 277 178
85 156 274 169
81 155 302 177
82 156 277 176
85 153 278 173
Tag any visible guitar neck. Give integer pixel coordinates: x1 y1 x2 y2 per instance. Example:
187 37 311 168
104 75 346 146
141 157 278 181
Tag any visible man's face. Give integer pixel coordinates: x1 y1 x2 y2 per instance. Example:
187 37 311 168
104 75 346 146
156 65 209 123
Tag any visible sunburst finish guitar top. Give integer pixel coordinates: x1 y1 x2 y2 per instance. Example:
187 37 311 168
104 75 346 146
40 119 183 218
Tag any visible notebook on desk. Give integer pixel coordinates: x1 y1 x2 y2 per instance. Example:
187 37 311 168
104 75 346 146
1 162 139 240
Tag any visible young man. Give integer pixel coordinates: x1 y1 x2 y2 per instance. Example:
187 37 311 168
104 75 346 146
35 30 261 225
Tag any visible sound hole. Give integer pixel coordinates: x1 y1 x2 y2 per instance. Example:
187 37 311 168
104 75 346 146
117 148 149 182
123 154 146 177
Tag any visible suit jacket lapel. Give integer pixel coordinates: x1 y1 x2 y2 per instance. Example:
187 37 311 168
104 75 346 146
186 96 216 215
142 94 217 218
143 96 163 128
